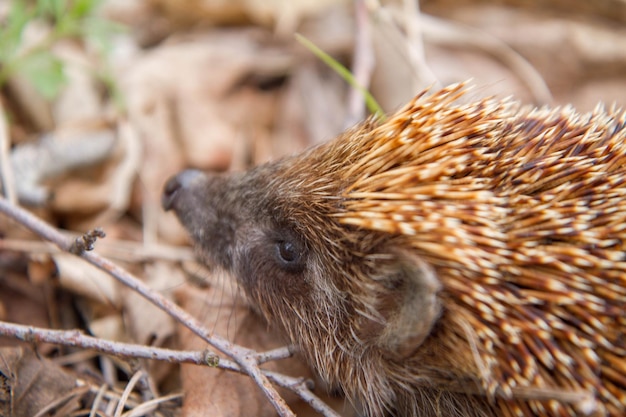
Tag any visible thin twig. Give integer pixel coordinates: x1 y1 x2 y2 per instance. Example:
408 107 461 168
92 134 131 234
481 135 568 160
401 0 438 91
115 370 144 417
367 0 440 91
346 0 375 127
70 228 106 255
89 384 108 417
289 379 342 417
0 238 196 263
419 14 552 105
0 101 17 204
256 345 296 364
0 320 210 366
122 393 183 417
0 197 295 417
32 385 91 417
0 319 341 417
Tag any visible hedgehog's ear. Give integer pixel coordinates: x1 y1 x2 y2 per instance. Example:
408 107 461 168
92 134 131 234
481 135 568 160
372 252 442 359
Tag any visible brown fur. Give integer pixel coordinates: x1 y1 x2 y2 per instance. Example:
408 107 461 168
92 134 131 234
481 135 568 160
163 83 626 416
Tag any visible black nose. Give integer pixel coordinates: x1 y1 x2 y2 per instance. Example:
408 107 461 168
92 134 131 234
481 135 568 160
162 169 203 210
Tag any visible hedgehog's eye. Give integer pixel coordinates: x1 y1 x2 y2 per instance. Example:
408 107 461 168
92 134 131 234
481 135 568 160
278 241 298 262
275 239 305 273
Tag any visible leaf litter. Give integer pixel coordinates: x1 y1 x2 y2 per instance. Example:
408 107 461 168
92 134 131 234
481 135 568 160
1 0 626 416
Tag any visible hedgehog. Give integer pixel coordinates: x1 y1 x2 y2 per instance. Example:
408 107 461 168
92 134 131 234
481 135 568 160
161 83 626 417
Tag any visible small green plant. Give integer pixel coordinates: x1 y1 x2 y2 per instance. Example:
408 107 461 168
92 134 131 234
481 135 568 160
295 33 385 121
0 0 123 102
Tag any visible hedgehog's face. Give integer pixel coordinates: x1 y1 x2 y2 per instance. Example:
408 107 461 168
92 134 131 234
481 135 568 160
162 169 318 306
163 167 442 361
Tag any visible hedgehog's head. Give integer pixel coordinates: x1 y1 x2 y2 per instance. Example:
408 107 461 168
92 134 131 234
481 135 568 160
161 141 443 366
160 83 501 394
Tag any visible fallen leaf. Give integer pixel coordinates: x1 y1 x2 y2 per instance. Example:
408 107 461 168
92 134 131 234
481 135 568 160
174 273 336 417
0 346 84 417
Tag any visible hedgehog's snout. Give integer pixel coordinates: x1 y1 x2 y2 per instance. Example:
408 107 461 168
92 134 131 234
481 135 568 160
162 169 205 211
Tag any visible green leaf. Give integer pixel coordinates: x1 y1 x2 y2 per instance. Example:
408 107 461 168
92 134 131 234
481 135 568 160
295 33 385 121
36 0 67 20
0 0 121 102
0 2 34 61
69 0 102 19
20 51 67 99
83 17 126 54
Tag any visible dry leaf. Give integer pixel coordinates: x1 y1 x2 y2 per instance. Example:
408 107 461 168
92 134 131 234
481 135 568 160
423 3 626 109
151 0 349 31
52 41 105 125
123 30 292 244
52 122 142 230
54 252 121 307
0 273 51 334
0 346 83 417
121 261 179 347
11 127 117 207
174 274 334 417
88 314 126 342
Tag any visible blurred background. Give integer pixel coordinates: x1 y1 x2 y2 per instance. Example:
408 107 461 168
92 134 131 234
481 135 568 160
0 0 625 416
